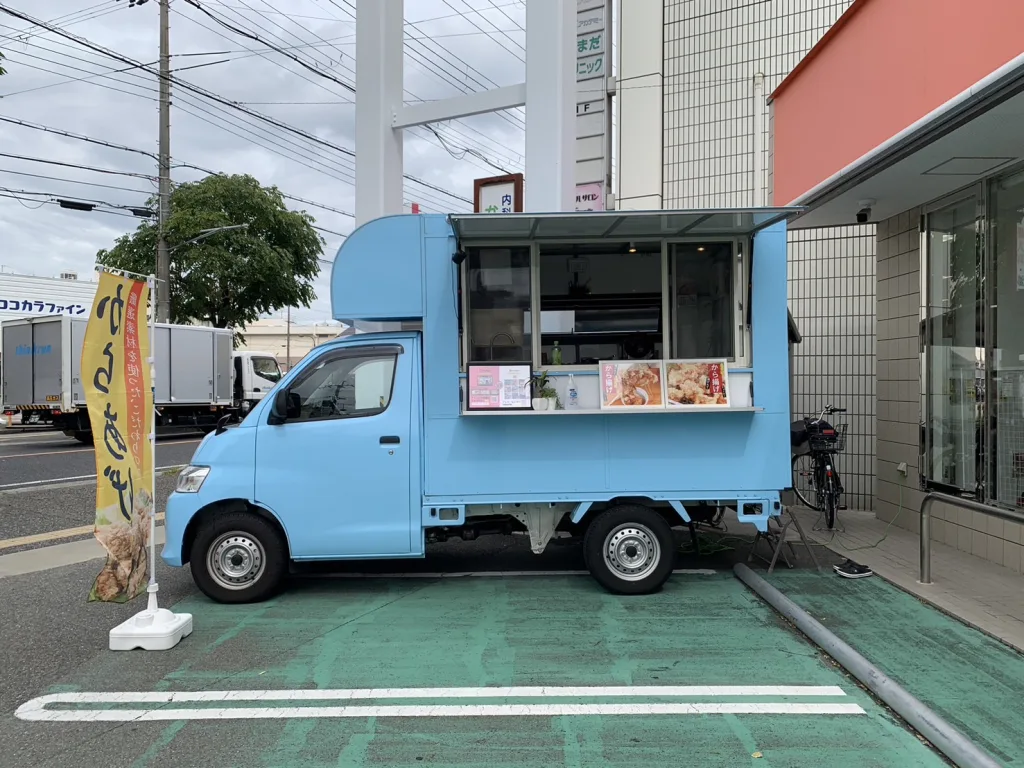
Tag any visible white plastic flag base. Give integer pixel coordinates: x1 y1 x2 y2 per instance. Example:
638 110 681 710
109 587 193 651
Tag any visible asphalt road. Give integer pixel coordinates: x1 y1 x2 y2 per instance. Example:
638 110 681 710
0 429 199 489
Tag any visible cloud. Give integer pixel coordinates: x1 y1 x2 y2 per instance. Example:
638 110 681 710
0 0 526 322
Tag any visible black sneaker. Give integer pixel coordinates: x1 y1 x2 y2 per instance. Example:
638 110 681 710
833 559 873 579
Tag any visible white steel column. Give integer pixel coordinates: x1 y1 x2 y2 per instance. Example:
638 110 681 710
524 0 575 212
355 0 404 226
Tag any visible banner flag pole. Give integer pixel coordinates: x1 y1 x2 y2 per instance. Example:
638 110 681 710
108 273 192 651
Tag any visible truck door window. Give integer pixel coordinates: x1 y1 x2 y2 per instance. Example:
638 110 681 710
251 356 282 383
286 351 397 421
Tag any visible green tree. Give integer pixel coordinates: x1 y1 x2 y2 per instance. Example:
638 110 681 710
0 50 6 76
97 174 324 336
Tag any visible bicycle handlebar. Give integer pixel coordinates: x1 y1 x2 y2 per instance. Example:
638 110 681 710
812 405 846 422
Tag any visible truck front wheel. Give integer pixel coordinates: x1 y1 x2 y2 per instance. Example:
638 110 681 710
583 505 674 595
190 512 287 604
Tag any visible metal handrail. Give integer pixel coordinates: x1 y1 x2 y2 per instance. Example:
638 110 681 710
920 492 1024 584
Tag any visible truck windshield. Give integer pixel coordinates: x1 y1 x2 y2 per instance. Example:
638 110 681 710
252 356 282 383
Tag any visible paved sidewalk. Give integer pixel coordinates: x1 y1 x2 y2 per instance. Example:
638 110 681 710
768 570 1024 766
788 506 1024 652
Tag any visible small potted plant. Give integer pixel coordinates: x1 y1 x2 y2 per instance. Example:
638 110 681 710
531 371 561 411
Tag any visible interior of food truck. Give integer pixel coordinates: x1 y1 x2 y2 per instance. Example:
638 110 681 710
450 210 796 414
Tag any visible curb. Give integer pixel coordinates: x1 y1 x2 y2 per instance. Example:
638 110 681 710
734 563 1001 768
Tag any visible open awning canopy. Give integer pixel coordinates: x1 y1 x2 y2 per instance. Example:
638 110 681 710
448 208 803 242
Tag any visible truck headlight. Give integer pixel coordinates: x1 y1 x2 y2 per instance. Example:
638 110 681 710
176 466 210 493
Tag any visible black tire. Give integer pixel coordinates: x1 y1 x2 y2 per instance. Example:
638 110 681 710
791 453 821 510
73 431 93 446
190 511 288 604
583 504 675 595
824 475 838 530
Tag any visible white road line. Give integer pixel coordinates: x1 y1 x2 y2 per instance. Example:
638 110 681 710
21 686 849 704
17 702 866 722
0 439 200 461
0 464 183 490
17 688 864 722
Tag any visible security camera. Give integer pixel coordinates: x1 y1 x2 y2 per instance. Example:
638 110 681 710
856 199 875 224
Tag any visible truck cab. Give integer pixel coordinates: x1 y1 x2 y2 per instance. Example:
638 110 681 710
232 351 283 414
164 209 797 603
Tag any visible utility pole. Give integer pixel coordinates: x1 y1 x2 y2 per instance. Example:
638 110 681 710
285 306 291 370
156 0 172 322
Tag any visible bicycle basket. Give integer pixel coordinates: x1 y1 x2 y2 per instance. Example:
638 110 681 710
808 422 847 453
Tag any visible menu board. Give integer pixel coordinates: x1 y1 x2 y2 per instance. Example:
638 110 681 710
665 360 730 408
466 363 533 410
599 362 665 410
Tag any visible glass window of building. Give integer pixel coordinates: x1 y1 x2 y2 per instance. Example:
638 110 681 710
989 169 1024 507
924 196 982 495
538 243 662 366
465 247 532 363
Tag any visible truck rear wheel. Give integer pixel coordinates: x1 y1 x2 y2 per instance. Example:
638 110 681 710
583 505 674 595
190 512 287 604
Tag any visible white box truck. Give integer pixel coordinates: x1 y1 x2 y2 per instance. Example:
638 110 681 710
1 316 281 440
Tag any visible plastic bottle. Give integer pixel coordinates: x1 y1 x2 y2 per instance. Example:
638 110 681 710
567 373 580 410
551 341 563 366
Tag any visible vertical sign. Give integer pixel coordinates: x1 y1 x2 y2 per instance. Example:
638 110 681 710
474 173 524 213
575 0 611 211
83 271 154 603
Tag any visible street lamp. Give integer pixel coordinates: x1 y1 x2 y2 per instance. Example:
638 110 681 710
171 224 249 252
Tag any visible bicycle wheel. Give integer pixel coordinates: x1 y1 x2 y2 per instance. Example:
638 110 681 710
791 453 822 510
823 473 838 529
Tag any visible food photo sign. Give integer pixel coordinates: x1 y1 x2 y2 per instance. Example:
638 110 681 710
598 360 732 411
665 360 730 408
599 362 665 410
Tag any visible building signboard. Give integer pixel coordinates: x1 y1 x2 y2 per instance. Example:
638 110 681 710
574 0 611 210
474 173 524 213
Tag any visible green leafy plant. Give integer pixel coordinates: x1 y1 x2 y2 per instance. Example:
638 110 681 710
530 371 561 409
97 174 324 344
0 50 6 76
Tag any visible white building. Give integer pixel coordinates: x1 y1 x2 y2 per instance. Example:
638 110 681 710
0 271 97 324
615 0 877 509
236 318 351 370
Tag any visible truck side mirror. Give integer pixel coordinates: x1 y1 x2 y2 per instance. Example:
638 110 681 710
269 389 301 425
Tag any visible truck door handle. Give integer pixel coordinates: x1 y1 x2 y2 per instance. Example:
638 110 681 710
380 436 400 445
253 388 261 393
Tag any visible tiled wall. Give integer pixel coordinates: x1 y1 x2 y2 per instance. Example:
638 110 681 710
877 211 1024 574
662 0 877 508
789 226 877 510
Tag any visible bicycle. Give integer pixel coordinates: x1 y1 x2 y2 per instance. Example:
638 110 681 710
791 405 847 529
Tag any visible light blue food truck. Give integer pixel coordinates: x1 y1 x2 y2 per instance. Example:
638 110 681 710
164 209 799 603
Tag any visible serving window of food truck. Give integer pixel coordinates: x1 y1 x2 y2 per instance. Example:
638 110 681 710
454 210 795 414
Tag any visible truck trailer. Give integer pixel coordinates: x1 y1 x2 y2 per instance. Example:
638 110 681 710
164 209 797 603
1 315 281 440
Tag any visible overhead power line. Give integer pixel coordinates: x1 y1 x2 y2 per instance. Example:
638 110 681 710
0 184 152 214
0 167 153 195
0 152 155 180
180 0 355 93
0 4 472 205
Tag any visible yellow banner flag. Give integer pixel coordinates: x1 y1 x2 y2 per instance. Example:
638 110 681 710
82 271 154 603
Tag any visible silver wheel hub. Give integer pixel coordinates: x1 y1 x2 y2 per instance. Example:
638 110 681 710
604 524 661 581
208 532 265 590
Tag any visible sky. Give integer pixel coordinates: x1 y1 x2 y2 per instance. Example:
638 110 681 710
0 0 528 322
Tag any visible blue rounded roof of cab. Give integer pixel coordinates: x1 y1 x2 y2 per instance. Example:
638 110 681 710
330 214 451 324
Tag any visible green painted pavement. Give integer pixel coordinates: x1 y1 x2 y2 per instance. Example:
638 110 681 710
771 569 1024 765
39 574 945 767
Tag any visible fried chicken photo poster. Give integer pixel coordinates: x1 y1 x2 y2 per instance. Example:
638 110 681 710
599 362 665 409
82 271 154 603
665 360 730 408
